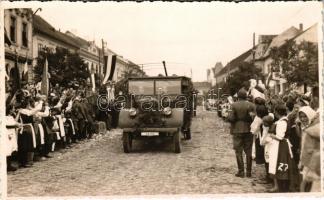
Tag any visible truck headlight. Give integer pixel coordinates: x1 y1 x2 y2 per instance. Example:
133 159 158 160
129 108 137 117
163 107 172 116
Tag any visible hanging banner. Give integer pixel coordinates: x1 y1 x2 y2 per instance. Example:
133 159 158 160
108 55 117 81
102 54 116 84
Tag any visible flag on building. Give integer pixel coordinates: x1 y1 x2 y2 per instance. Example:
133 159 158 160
90 64 96 92
22 60 29 83
102 54 117 84
265 70 272 88
41 58 49 96
13 54 21 91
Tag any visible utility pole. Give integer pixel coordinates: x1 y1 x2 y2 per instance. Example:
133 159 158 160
252 32 256 62
98 48 101 84
101 39 106 76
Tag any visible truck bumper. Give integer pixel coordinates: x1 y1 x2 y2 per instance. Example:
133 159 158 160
123 127 179 133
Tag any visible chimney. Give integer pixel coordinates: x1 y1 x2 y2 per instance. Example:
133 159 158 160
299 23 303 31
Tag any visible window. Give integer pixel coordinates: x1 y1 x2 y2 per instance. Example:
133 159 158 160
22 23 28 47
38 43 43 54
128 80 154 95
10 17 16 43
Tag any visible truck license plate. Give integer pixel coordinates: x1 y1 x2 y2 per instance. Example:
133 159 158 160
141 132 159 136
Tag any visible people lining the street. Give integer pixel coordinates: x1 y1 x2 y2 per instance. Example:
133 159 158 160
5 81 116 172
226 79 320 193
5 74 321 194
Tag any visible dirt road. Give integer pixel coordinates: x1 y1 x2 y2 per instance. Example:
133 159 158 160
7 107 271 196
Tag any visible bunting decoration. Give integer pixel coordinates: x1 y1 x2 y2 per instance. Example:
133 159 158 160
13 53 21 92
102 54 117 84
90 65 96 92
265 68 273 88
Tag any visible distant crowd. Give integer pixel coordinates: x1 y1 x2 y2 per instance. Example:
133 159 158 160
227 80 320 193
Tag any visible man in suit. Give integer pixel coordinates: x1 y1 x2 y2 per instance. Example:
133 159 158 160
228 88 255 178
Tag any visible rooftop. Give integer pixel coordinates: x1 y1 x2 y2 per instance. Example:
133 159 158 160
217 49 253 76
33 15 80 49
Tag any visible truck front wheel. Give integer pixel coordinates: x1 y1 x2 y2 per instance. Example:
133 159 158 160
123 132 132 153
173 130 181 153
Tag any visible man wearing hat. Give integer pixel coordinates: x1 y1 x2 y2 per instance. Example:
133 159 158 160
228 88 256 178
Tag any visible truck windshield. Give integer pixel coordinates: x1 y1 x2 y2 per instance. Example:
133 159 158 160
128 80 154 95
156 80 181 94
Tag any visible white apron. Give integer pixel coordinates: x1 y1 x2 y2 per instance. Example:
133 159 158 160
6 116 18 156
56 115 66 137
268 138 279 175
38 123 45 145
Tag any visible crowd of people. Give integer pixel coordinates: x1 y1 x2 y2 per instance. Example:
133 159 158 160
5 82 116 172
228 79 320 193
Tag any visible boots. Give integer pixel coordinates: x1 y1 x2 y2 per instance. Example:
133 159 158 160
7 157 17 172
25 152 34 167
246 155 252 177
235 153 245 178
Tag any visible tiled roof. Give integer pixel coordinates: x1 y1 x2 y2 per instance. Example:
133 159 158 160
217 49 253 76
263 26 301 57
65 31 89 47
292 23 317 44
33 15 80 49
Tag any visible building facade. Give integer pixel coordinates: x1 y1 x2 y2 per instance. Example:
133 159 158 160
4 9 34 83
207 62 223 87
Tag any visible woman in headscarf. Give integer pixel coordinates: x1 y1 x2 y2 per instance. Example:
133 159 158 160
267 104 299 192
250 97 268 183
16 96 41 167
297 106 320 192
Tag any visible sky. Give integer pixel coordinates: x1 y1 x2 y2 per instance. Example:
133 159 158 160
3 1 322 82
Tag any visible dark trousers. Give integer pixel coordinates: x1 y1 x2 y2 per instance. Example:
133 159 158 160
233 132 253 174
78 119 86 139
85 121 95 139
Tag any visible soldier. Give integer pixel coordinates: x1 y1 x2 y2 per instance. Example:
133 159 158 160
71 93 87 140
228 88 255 178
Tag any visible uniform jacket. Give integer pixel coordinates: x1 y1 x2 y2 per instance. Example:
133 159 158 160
228 99 255 134
71 99 87 121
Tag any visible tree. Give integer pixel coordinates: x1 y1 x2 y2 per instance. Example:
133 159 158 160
269 40 318 88
34 47 89 88
221 62 262 95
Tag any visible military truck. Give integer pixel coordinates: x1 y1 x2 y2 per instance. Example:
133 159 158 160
118 76 195 153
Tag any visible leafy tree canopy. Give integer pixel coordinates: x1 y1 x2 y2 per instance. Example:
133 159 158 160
34 47 89 88
269 40 318 87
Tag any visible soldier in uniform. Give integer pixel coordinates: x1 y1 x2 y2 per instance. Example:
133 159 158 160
228 88 255 178
71 93 87 140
